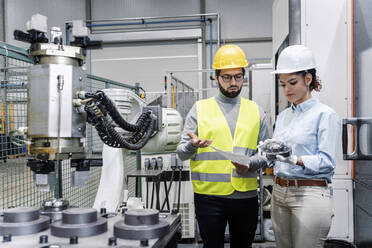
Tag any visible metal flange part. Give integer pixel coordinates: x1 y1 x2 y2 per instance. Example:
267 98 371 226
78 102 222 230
124 209 159 226
114 220 169 240
114 209 170 240
3 207 40 223
0 207 50 236
62 208 97 224
51 208 107 237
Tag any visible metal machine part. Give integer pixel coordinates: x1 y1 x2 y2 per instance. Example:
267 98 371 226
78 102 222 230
14 15 89 163
342 118 372 160
70 20 103 50
27 159 56 192
34 172 56 192
259 139 291 160
28 63 86 161
29 43 85 66
13 14 101 162
141 108 183 153
12 14 103 193
71 159 103 187
114 209 170 240
14 14 48 45
27 42 87 161
51 208 107 237
26 13 47 33
71 20 89 37
40 199 69 222
0 207 50 236
0 208 181 247
50 27 63 45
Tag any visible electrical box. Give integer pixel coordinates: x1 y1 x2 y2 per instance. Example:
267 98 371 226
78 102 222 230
328 179 354 242
141 153 195 239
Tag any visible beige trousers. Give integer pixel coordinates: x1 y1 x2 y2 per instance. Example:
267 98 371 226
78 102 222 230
271 183 333 248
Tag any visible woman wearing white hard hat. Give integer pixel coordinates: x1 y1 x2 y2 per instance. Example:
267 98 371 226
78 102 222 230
266 45 341 248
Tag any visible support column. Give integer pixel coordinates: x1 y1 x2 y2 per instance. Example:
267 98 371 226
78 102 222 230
0 0 5 42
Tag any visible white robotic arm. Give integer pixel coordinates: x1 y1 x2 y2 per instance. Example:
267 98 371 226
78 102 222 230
83 88 182 212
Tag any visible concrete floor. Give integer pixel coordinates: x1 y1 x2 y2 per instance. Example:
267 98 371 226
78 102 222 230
178 242 277 248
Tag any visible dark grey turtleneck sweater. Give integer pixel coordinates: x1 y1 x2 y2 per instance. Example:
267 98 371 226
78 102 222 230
176 91 270 199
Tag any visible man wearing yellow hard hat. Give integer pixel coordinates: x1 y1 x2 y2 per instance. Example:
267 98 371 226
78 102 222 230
177 44 270 247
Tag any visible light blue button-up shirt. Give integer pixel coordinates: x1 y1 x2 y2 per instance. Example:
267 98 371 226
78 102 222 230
273 97 341 183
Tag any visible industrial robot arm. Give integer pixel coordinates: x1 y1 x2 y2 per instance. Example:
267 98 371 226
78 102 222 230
80 90 157 150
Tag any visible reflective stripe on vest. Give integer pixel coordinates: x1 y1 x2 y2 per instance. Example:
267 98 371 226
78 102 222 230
190 96 260 195
191 171 256 181
192 147 256 161
191 172 230 182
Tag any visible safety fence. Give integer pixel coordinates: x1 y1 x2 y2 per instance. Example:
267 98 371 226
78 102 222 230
0 42 139 210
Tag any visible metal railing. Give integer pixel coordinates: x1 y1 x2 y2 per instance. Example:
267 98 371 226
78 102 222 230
166 73 198 122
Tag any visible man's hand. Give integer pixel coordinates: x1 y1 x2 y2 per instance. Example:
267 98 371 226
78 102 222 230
231 162 250 175
187 133 212 148
256 141 270 162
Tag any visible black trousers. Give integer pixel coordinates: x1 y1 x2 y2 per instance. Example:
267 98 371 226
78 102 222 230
194 193 258 248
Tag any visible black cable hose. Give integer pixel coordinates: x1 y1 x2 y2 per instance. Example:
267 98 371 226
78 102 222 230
85 104 103 125
88 91 150 132
163 180 170 211
161 168 175 211
146 180 149 208
85 99 156 150
177 168 182 212
127 122 149 144
104 117 155 150
151 181 155 209
84 91 153 146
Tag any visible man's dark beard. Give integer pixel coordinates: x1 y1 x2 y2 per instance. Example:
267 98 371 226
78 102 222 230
218 83 242 98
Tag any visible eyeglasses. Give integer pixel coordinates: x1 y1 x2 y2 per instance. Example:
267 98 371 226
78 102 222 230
219 73 244 83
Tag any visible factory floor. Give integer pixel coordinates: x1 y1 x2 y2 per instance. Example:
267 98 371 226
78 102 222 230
177 241 276 248
178 242 277 247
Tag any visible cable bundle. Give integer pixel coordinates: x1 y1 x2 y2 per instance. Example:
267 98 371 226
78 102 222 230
84 91 156 150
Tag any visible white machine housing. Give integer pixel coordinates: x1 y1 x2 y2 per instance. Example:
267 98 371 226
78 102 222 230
102 88 183 153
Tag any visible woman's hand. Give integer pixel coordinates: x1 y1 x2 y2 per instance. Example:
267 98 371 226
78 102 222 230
187 133 212 148
231 162 250 175
276 155 297 165
276 155 304 167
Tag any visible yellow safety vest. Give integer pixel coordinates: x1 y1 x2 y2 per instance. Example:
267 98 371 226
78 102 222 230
190 96 260 195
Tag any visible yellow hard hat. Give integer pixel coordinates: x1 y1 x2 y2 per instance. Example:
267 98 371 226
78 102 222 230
212 44 248 69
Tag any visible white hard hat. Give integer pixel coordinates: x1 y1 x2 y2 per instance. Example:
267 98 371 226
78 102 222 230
272 45 316 74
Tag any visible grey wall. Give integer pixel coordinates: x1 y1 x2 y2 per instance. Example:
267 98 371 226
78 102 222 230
92 0 201 19
91 0 272 40
89 0 273 97
91 0 273 59
91 42 199 93
206 0 273 40
4 0 86 47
